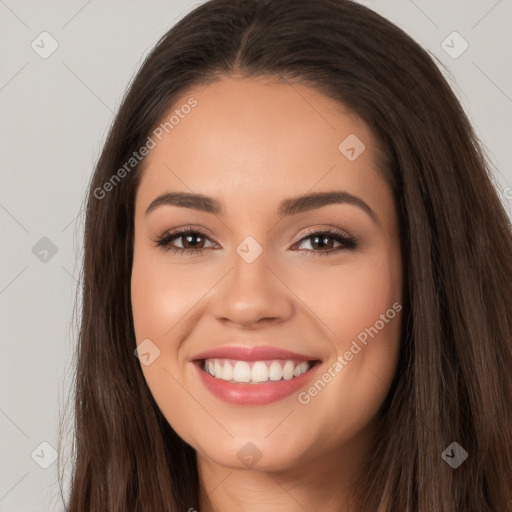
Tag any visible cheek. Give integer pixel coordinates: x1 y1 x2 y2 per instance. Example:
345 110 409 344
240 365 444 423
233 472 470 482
130 251 207 342
297 253 400 346
130 252 207 432
297 252 402 435
130 250 220 406
329 254 402 383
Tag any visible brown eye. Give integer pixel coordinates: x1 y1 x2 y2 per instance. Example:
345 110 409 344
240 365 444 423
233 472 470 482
155 227 357 257
294 230 357 255
155 228 215 255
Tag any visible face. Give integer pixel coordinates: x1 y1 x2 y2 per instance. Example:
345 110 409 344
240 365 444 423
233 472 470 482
131 76 403 476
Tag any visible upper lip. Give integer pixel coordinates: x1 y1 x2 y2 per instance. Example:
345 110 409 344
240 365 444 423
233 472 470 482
191 345 320 362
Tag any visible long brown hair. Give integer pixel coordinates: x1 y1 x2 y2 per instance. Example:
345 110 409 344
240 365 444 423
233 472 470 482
58 0 512 510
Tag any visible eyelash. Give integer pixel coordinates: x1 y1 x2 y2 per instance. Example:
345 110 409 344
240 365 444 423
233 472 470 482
154 226 358 257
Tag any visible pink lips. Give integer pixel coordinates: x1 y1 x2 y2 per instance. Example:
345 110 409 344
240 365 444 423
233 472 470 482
191 345 322 406
191 345 316 362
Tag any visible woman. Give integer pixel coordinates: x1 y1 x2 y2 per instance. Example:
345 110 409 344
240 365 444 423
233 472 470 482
59 0 512 510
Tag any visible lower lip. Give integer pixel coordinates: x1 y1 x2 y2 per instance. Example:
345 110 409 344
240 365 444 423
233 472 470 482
193 361 321 405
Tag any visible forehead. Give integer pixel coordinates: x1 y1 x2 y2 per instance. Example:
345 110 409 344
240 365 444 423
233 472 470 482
135 76 389 216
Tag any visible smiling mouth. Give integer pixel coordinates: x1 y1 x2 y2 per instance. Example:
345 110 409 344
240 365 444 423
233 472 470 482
198 358 321 385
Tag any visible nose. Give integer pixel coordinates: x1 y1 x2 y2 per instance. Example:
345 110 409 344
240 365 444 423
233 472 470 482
210 247 295 329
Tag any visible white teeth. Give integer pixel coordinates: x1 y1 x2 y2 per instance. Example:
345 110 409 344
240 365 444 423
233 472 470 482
220 361 233 381
299 362 309 375
268 361 283 381
202 358 312 384
232 361 251 382
282 361 295 380
251 361 268 383
214 360 223 378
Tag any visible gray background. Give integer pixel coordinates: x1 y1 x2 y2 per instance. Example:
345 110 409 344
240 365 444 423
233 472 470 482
0 1 510 510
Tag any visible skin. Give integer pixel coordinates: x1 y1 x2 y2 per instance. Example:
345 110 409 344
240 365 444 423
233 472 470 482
131 75 403 512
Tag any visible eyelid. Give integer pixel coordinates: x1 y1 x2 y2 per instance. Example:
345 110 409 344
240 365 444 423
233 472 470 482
153 225 218 250
152 224 216 243
154 224 357 256
293 225 353 242
154 224 353 244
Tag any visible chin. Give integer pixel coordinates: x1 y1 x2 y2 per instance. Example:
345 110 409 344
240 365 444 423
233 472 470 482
195 433 313 472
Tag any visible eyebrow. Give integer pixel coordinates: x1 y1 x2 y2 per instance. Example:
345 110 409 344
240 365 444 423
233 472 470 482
145 190 380 226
